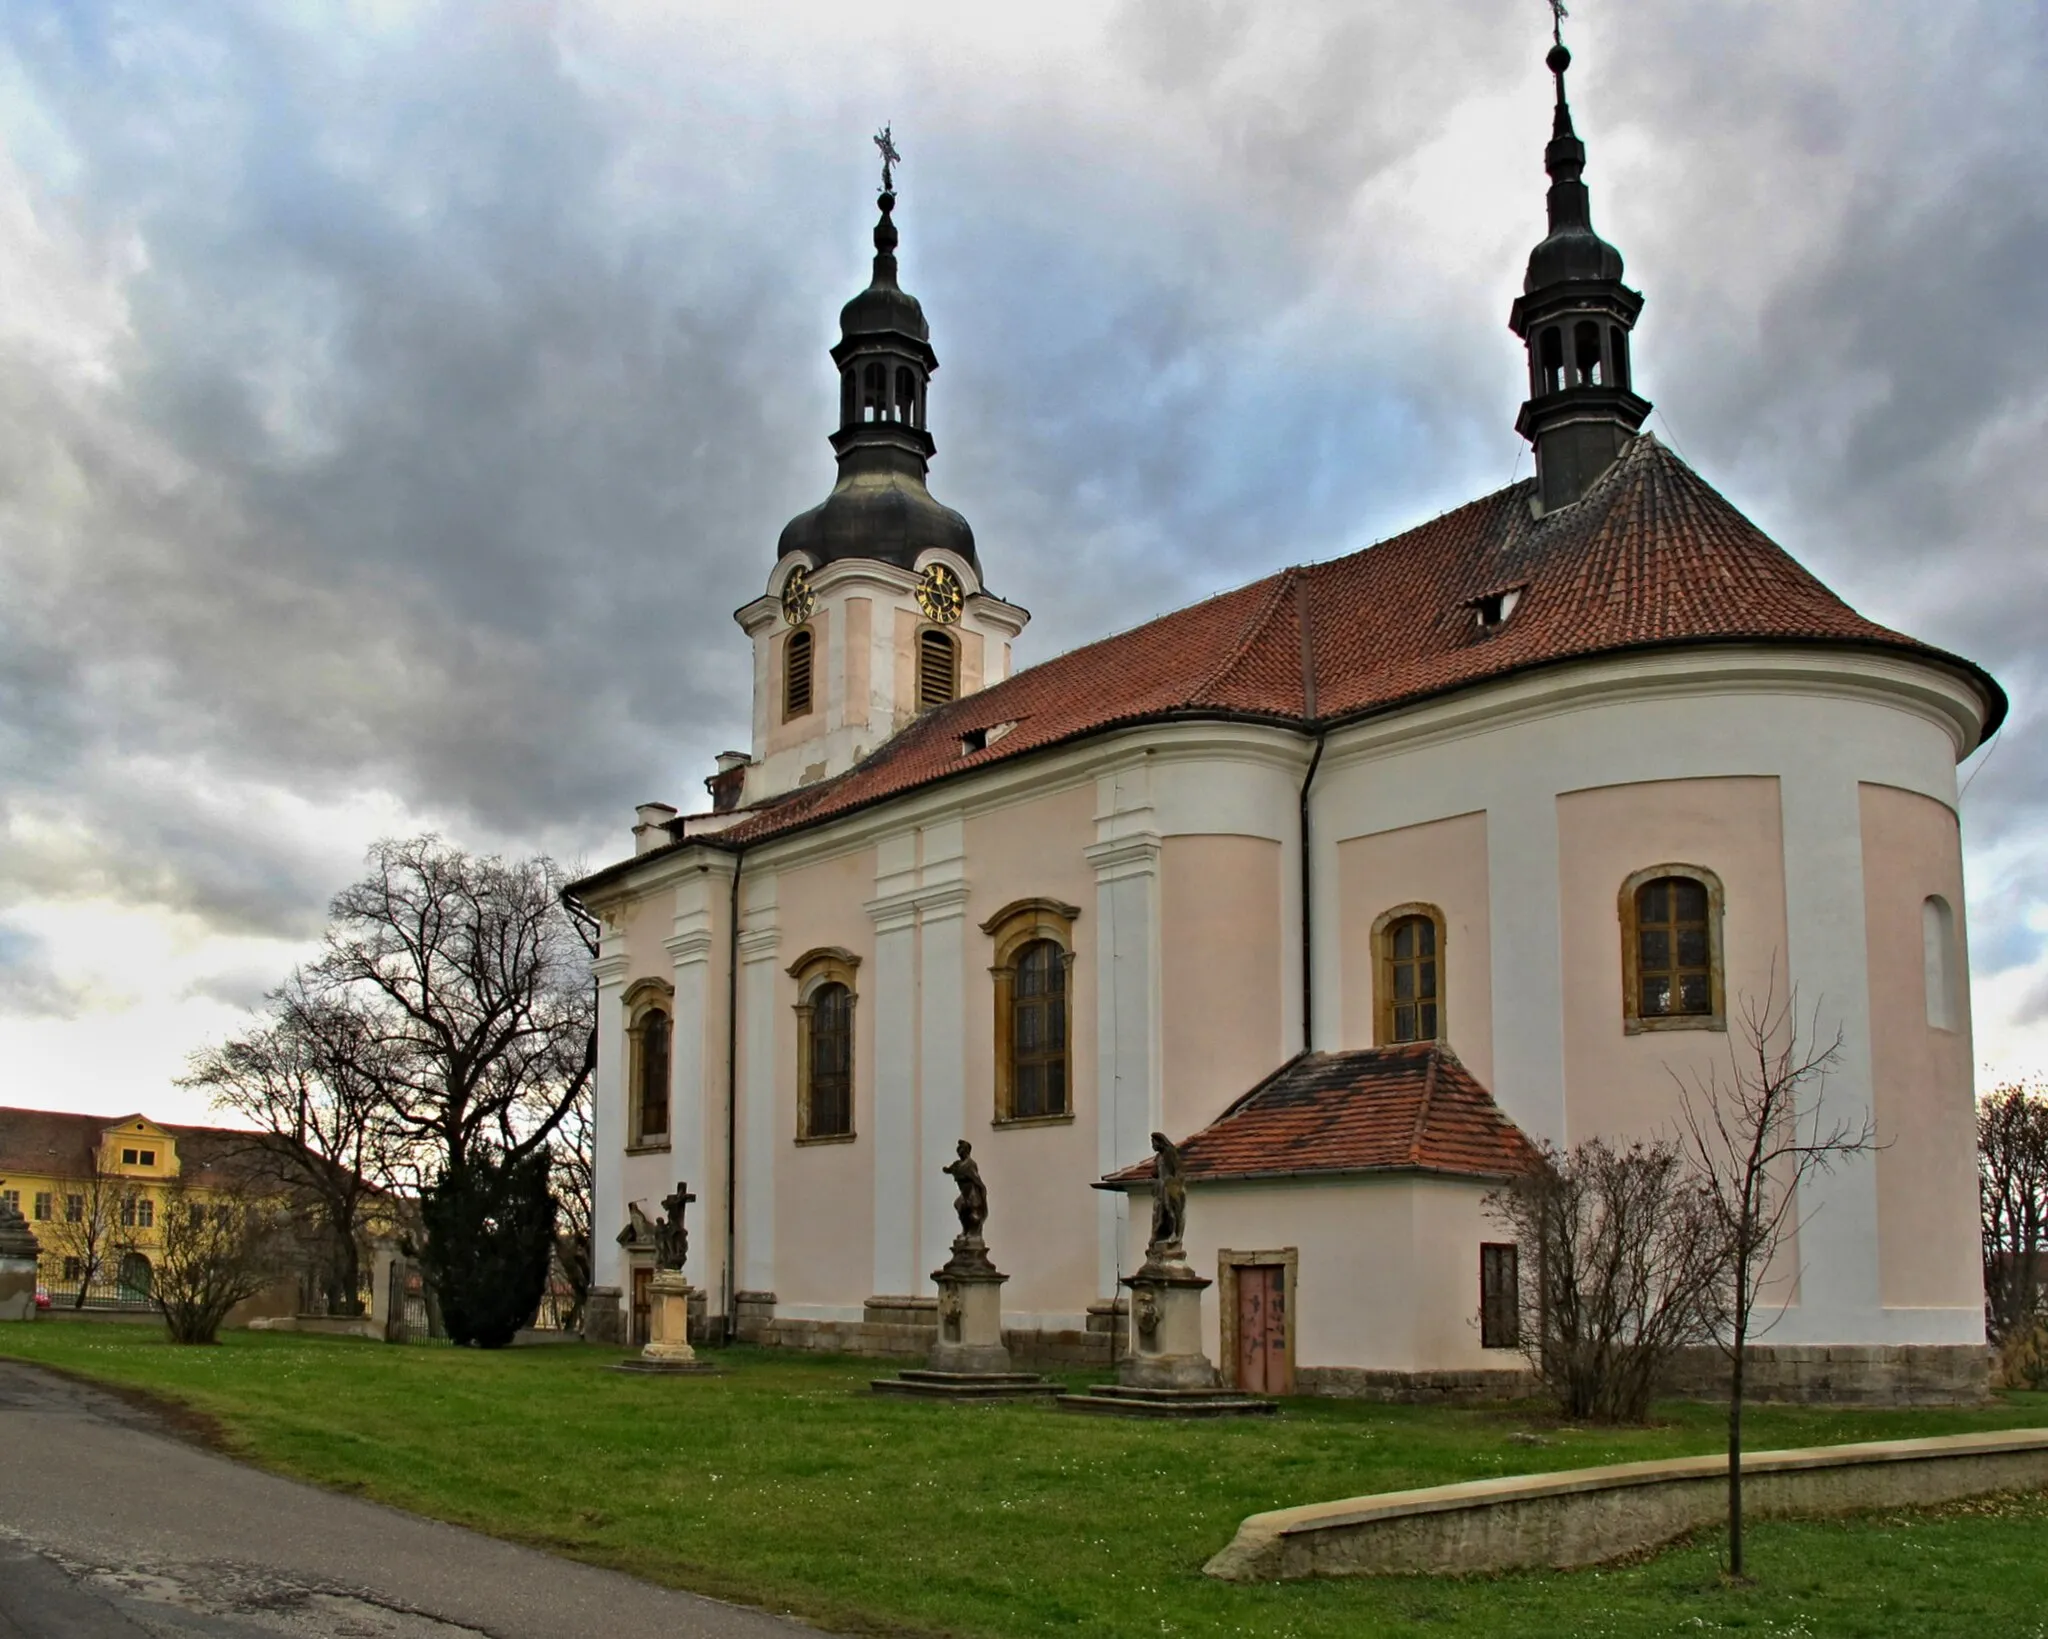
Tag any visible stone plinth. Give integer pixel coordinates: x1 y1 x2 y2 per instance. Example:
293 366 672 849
1119 1253 1219 1391
0 1200 39 1322
870 1236 1055 1400
1054 1248 1274 1417
614 1271 718 1375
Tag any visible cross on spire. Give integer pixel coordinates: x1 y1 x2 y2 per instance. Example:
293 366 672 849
1549 0 1568 47
874 124 901 194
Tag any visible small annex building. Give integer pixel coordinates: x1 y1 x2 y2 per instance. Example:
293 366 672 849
568 41 2003 1400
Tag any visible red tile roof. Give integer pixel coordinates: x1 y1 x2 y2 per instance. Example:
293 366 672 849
0 1106 269 1191
573 435 2002 885
1098 1044 1543 1187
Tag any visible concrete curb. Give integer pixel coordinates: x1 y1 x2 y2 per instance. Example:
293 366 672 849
1203 1426 2048 1580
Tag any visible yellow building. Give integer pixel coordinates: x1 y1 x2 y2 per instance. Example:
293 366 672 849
0 1106 271 1304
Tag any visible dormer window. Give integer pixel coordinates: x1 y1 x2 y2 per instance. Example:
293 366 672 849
1469 587 1525 636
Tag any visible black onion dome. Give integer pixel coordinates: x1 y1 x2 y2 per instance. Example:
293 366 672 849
1522 42 1625 292
776 467 977 572
839 189 930 342
1525 224 1625 291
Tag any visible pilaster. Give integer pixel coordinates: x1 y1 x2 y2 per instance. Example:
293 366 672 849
737 893 782 1297
592 946 631 1296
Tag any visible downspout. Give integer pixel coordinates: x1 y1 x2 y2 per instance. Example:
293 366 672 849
721 845 745 1343
1296 574 1325 1055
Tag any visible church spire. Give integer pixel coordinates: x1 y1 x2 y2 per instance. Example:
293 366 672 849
1508 20 1652 512
776 128 979 575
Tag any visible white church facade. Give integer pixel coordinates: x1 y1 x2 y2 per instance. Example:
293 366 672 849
569 47 2002 1400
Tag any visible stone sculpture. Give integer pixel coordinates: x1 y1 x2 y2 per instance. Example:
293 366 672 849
655 1182 696 1273
944 1140 988 1240
1148 1130 1188 1257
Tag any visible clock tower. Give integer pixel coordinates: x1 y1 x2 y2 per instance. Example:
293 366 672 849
733 136 1027 806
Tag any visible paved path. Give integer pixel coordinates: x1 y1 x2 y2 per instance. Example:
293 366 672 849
0 1361 821 1639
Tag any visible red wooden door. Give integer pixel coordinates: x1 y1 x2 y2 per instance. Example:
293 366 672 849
1235 1265 1290 1394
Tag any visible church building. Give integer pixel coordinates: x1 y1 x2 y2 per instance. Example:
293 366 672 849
569 42 2002 1400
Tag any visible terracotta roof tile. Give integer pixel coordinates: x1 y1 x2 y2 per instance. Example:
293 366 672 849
0 1106 271 1190
1099 1044 1542 1186
585 436 2001 872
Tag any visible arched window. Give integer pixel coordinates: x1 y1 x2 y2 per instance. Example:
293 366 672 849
784 627 814 720
637 1010 671 1141
790 948 860 1142
1539 326 1565 395
918 629 958 709
1373 905 1444 1044
862 361 887 422
1573 319 1603 387
983 898 1081 1124
895 366 917 427
1609 325 1631 391
1923 895 1959 1031
1619 866 1726 1032
623 978 676 1147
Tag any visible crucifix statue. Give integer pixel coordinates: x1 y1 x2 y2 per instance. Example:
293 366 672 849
654 1180 696 1273
874 124 901 193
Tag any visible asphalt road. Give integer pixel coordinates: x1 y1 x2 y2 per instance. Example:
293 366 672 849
0 1360 822 1639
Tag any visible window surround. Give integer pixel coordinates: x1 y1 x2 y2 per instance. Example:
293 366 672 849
623 976 675 1152
789 947 861 1145
1617 863 1727 1034
982 898 1081 1127
1370 902 1447 1047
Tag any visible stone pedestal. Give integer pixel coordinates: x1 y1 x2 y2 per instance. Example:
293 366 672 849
1056 1249 1274 1418
613 1271 718 1375
0 1196 39 1322
871 1237 1056 1400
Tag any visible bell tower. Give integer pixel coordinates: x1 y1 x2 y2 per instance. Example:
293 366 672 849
1508 28 1653 512
731 131 1028 807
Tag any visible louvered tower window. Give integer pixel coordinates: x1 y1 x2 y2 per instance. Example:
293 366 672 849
918 629 957 709
784 628 814 720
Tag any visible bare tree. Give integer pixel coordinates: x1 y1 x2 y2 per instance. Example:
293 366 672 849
1677 983 1877 1580
550 1086 594 1332
182 980 392 1315
1487 1137 1725 1423
1978 1080 2048 1352
151 1192 286 1344
39 1159 134 1307
307 837 595 1175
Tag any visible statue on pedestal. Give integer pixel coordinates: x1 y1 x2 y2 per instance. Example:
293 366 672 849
655 1181 696 1273
944 1141 988 1240
1147 1130 1188 1260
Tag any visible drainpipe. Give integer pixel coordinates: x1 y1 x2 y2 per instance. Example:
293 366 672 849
721 846 745 1342
1296 574 1324 1055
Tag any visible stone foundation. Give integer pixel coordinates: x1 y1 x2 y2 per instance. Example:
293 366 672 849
1296 1366 1537 1404
582 1286 623 1346
1660 1344 1991 1406
733 1292 1117 1369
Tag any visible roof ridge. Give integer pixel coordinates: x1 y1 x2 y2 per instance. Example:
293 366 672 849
1406 1043 1441 1165
1185 565 1304 707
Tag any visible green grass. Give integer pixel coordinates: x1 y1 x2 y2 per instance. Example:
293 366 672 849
6 1322 2047 1638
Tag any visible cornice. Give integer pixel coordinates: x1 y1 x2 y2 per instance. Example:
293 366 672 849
864 880 973 929
736 925 782 963
592 954 631 987
1318 644 1990 776
664 930 718 966
1084 831 1163 883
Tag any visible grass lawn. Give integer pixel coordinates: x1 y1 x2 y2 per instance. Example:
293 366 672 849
5 1322 2047 1638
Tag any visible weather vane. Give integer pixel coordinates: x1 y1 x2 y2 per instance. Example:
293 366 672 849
1548 0 1568 47
874 124 901 193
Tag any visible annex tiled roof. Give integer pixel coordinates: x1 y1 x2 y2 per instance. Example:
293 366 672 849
1099 1044 1543 1187
0 1106 272 1190
588 433 2002 874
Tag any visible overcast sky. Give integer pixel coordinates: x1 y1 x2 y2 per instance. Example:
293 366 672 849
2 0 2044 1127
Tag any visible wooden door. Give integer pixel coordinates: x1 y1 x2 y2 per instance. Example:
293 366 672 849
1234 1264 1290 1394
630 1267 652 1347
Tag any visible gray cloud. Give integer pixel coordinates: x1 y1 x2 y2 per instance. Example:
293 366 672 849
1 0 2044 1012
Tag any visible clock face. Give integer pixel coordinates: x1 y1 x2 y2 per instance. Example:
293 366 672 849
916 562 964 625
780 566 815 625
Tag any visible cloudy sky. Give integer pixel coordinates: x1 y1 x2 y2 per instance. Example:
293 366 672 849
2 0 2044 1126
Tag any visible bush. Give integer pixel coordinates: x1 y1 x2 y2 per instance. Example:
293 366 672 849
152 1196 285 1344
1487 1138 1725 1423
418 1150 557 1349
1994 1321 2048 1391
